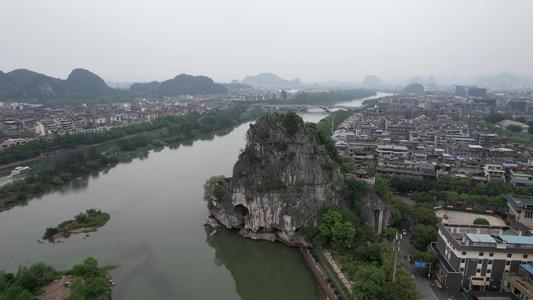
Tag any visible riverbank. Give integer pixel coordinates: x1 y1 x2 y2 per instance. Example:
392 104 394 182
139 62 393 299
0 107 265 213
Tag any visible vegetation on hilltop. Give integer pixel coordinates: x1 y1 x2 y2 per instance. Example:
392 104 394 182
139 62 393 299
402 83 424 95
0 68 228 105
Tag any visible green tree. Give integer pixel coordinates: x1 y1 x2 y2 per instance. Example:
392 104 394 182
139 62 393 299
409 250 438 267
71 257 99 278
331 221 355 252
484 113 505 123
318 209 343 239
412 205 439 226
515 116 527 123
386 227 398 241
281 111 301 136
84 277 110 296
506 124 522 133
352 265 385 300
409 224 437 252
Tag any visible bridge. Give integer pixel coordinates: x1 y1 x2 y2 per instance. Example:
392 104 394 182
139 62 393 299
262 104 358 112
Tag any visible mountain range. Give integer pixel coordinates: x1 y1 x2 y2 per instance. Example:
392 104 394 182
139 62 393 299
0 68 115 101
0 69 229 104
241 73 301 88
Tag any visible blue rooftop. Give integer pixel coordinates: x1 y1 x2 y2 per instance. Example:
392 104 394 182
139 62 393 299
521 264 533 275
453 138 475 141
502 163 518 167
499 235 533 245
414 153 427 157
466 234 496 243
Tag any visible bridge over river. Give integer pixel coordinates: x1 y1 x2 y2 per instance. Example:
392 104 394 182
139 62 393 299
262 104 359 112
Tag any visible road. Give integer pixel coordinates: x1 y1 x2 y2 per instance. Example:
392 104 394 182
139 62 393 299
396 193 462 300
400 231 439 300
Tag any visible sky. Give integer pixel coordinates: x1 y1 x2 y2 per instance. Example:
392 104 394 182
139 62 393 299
1 0 533 84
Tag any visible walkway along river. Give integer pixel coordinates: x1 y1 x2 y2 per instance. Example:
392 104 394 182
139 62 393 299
0 95 391 299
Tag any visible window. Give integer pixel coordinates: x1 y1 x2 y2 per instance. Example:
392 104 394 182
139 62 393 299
478 260 483 264
525 211 533 218
462 251 467 255
524 255 529 259
477 269 481 273
507 254 512 258
488 260 493 265
461 258 466 263
506 261 511 266
489 253 494 257
487 269 491 274
479 252 484 257
460 267 464 272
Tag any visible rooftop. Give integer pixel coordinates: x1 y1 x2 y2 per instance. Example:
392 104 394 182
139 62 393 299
499 235 533 245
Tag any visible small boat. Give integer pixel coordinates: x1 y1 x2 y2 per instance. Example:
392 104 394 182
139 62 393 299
10 166 31 177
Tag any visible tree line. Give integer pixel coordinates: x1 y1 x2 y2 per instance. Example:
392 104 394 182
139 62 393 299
0 106 265 213
0 105 262 166
0 257 112 300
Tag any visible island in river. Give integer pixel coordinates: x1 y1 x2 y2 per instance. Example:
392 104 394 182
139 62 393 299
43 209 110 240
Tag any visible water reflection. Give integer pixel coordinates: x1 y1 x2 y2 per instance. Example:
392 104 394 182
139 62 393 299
205 227 325 300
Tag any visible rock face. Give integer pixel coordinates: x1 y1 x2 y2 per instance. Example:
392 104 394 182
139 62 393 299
208 113 345 239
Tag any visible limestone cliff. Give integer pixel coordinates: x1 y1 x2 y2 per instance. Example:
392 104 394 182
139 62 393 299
206 112 391 240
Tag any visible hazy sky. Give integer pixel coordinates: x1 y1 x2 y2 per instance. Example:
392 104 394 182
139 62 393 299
2 0 532 83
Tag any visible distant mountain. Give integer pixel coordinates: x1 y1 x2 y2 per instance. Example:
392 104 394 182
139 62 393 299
408 76 423 84
129 74 227 96
361 75 382 87
476 72 531 88
0 69 67 99
0 68 118 102
426 75 437 85
402 83 424 95
241 73 301 88
67 69 111 93
129 81 160 94
222 82 253 90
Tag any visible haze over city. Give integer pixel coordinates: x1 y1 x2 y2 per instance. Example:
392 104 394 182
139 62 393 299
2 0 533 84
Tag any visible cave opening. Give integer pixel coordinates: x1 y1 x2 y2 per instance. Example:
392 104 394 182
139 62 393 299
234 204 249 228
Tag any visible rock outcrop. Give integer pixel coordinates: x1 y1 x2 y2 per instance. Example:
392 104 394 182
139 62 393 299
208 113 344 239
206 112 391 240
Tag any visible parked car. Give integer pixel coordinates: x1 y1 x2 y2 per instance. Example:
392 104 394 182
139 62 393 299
411 273 416 280
402 229 407 235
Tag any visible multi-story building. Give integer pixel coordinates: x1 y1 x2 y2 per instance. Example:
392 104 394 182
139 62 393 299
484 164 506 182
434 223 533 292
506 195 533 229
501 263 533 299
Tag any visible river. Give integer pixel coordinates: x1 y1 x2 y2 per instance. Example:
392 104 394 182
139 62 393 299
0 94 390 299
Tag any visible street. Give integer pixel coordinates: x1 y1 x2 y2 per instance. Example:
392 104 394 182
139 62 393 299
396 193 462 300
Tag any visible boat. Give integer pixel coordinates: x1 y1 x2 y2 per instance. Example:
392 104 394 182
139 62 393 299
10 166 31 177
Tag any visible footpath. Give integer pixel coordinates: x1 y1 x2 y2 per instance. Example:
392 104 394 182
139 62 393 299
322 249 354 292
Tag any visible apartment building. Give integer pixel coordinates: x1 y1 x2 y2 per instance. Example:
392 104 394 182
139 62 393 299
506 195 533 229
501 263 533 300
434 223 533 293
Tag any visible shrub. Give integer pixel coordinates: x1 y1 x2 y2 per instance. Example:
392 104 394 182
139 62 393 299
473 218 490 225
